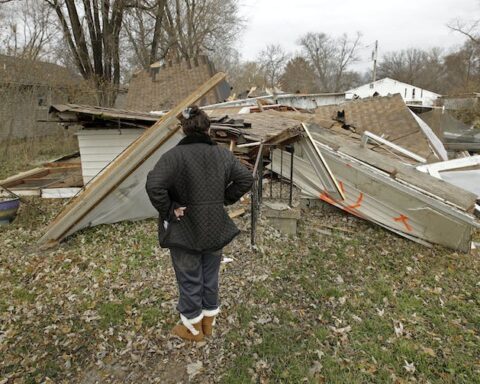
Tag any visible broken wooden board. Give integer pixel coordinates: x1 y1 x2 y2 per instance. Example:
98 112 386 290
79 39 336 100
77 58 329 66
39 73 226 246
228 208 246 218
0 163 83 197
300 123 344 201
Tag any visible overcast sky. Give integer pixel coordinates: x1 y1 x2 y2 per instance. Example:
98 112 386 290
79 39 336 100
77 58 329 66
236 0 479 71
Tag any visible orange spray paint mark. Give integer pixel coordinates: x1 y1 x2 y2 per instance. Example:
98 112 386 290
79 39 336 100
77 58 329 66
394 214 413 232
347 192 364 209
319 191 337 205
319 187 365 219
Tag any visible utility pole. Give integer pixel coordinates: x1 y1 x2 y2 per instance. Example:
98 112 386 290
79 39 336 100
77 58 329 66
372 40 378 83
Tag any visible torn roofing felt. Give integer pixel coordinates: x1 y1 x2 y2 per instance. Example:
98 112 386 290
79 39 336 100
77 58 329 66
39 73 227 246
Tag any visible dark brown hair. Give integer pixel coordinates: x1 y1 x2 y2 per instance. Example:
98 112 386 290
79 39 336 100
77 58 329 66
180 105 210 136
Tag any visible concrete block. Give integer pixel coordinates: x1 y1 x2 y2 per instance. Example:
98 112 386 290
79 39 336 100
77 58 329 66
263 201 301 235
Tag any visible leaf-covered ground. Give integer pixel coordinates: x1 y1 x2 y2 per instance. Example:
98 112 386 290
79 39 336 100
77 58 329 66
0 199 479 383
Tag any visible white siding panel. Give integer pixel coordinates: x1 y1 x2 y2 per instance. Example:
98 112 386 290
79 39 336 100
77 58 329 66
77 129 143 184
79 147 131 155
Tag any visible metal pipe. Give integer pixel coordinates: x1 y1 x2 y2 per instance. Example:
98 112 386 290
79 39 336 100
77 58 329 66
259 149 263 204
280 146 283 199
251 144 264 246
287 144 294 207
269 148 273 198
250 182 256 245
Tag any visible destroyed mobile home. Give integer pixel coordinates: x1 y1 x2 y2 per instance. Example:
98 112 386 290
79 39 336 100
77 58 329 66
2 73 478 253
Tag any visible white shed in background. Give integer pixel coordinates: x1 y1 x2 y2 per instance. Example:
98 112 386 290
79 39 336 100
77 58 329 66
76 129 143 184
346 78 441 107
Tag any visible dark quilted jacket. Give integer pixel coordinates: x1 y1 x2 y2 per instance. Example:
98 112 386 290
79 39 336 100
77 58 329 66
146 134 253 252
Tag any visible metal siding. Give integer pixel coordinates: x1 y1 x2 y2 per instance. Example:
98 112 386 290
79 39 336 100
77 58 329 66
269 142 474 252
77 129 142 184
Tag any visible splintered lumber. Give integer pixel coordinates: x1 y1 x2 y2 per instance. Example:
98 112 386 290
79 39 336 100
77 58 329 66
39 73 226 246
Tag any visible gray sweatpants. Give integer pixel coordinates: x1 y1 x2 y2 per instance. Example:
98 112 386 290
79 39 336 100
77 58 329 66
170 247 222 319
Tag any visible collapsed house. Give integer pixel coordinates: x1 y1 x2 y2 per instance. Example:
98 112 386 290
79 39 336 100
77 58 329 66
29 74 479 253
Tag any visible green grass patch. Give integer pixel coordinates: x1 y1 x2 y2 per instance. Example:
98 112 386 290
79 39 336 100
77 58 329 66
98 302 127 328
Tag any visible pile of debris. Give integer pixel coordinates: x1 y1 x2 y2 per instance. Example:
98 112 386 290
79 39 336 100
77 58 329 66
2 72 479 252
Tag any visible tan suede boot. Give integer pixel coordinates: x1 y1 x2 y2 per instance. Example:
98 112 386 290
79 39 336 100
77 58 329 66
171 314 204 342
202 316 215 336
202 308 220 337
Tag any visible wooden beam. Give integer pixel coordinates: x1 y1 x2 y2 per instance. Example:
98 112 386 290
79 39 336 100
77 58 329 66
39 73 226 247
0 167 49 187
301 123 345 201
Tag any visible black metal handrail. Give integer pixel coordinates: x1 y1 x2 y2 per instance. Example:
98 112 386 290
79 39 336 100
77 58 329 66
250 143 264 246
250 143 295 246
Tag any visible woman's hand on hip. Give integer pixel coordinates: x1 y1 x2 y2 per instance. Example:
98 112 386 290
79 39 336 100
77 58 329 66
174 206 187 220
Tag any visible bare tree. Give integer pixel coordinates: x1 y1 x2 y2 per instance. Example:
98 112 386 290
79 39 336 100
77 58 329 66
448 18 480 46
123 0 169 69
444 41 480 93
43 0 142 106
0 0 57 60
377 48 447 92
447 13 480 93
378 48 426 85
229 61 265 96
298 32 361 92
257 44 289 89
123 0 243 71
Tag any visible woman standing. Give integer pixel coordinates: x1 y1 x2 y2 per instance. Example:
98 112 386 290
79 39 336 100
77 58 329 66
146 106 253 342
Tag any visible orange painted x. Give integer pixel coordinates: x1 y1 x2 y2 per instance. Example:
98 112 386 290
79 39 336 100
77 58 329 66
394 214 413 232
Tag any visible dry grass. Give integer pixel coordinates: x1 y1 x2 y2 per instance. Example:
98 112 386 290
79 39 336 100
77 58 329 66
0 134 79 180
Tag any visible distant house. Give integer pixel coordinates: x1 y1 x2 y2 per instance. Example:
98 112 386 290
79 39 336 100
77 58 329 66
345 78 441 107
125 55 230 112
0 54 94 140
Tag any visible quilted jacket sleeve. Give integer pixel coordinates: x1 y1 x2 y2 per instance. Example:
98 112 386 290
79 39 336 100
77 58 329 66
224 155 254 206
146 153 177 220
